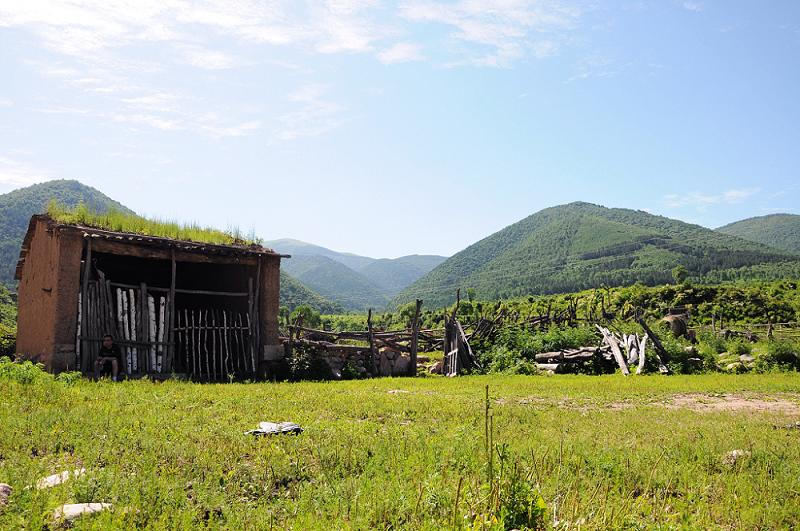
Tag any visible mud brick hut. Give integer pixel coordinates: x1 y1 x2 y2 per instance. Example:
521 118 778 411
14 214 288 379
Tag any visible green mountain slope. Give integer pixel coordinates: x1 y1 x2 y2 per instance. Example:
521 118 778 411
391 202 800 309
359 255 447 296
279 270 346 315
281 254 389 311
263 238 375 271
715 214 800 255
0 180 134 289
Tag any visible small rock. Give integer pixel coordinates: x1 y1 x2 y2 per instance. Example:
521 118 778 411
54 503 112 522
721 449 750 467
35 469 86 489
0 483 11 508
726 362 743 372
739 353 755 362
387 389 409 394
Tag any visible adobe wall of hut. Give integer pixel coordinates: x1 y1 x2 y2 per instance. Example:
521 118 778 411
15 217 83 372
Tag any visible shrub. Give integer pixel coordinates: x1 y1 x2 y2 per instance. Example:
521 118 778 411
757 340 800 371
728 340 752 357
0 356 53 384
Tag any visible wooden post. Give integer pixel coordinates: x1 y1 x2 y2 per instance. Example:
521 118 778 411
81 239 91 371
368 309 377 376
409 299 423 377
596 325 629 376
164 248 177 374
635 316 669 373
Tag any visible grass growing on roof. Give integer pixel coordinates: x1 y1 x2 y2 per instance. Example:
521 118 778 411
46 199 263 247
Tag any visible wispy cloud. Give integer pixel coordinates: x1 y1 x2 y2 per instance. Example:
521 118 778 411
276 83 347 139
377 41 425 64
663 188 761 210
399 0 582 67
683 2 703 12
0 156 53 189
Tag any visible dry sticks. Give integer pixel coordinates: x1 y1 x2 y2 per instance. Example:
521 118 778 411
175 309 252 380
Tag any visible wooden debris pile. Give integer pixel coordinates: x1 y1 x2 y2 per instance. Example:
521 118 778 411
596 324 669 375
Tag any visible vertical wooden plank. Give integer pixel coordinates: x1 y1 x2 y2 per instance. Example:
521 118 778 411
81 239 91 372
148 294 156 373
76 292 82 371
254 259 261 365
121 290 131 374
165 248 177 374
129 288 138 373
246 312 254 376
368 309 377 376
157 296 166 373
409 299 422 377
223 311 232 376
205 310 212 380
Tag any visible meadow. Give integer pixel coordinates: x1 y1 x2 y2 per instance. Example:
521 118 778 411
1 363 799 530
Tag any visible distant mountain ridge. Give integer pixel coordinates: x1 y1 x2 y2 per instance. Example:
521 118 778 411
266 238 447 311
715 214 800 255
390 202 800 309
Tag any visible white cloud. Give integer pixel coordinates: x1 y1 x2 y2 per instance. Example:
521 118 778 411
399 0 582 66
174 44 240 70
0 98 12 107
0 156 53 189
276 83 347 139
377 42 425 64
663 188 761 209
683 2 703 12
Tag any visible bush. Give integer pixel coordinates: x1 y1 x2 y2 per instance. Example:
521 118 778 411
480 346 539 375
0 356 53 384
757 340 800 371
728 340 752 357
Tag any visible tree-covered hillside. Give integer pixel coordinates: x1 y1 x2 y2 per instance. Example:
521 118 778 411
281 254 389 311
716 214 800 255
263 238 375 271
0 180 134 289
359 254 447 296
391 202 800 309
279 270 346 315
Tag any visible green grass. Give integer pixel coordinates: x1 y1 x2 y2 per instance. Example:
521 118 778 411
1 364 799 530
47 200 262 247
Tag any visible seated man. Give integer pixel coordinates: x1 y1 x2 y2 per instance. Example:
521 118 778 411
94 334 123 381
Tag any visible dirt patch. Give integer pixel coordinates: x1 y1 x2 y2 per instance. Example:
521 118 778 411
514 393 800 415
663 393 800 414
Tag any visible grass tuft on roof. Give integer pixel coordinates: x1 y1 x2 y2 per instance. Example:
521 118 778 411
47 199 264 247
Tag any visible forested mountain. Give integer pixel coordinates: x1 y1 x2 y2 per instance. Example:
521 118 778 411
281 254 389 311
390 202 800 309
263 238 375 271
359 255 447 296
715 214 800 255
279 270 346 315
0 180 134 289
267 239 447 307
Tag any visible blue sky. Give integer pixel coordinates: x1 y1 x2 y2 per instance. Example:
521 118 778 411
1 1 798 259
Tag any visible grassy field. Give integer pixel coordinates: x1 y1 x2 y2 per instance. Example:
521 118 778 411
1 367 799 530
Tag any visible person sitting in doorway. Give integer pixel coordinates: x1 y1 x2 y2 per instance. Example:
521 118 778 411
94 334 123 381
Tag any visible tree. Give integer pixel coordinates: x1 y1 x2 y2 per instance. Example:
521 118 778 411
672 265 688 285
290 305 321 328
